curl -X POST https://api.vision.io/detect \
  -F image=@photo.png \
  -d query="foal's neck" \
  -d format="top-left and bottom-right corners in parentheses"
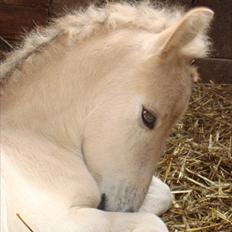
top-left (1, 28), bottom-right (148, 149)
top-left (1, 41), bottom-right (89, 148)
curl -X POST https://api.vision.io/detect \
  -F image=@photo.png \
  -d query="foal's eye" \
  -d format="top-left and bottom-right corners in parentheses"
top-left (141, 106), bottom-right (156, 129)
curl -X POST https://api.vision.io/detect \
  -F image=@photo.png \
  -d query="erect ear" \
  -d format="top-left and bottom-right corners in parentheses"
top-left (158, 7), bottom-right (214, 60)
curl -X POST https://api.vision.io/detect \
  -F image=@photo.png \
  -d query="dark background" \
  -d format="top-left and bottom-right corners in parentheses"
top-left (0, 0), bottom-right (231, 83)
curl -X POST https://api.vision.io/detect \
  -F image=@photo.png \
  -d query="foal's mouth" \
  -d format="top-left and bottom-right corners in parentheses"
top-left (97, 193), bottom-right (135, 212)
top-left (97, 193), bottom-right (107, 210)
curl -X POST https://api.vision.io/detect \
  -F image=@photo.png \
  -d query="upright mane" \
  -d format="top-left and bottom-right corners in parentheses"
top-left (0, 1), bottom-right (212, 93)
top-left (0, 2), bottom-right (186, 86)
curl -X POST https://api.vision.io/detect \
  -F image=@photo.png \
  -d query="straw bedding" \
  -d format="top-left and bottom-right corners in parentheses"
top-left (158, 83), bottom-right (232, 232)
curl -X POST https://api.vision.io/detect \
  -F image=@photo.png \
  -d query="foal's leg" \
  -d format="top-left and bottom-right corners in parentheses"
top-left (68, 208), bottom-right (169, 232)
top-left (139, 176), bottom-right (174, 216)
top-left (2, 131), bottom-right (169, 232)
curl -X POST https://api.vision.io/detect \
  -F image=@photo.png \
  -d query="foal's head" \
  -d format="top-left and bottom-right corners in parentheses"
top-left (0, 1), bottom-right (213, 212)
top-left (78, 5), bottom-right (214, 212)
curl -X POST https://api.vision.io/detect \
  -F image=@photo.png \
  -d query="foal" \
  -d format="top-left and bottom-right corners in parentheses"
top-left (0, 2), bottom-right (213, 232)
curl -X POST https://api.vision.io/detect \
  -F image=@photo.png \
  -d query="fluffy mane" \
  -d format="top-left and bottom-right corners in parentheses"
top-left (0, 1), bottom-right (210, 87)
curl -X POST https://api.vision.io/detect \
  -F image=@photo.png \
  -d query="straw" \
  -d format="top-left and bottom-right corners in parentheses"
top-left (158, 83), bottom-right (232, 232)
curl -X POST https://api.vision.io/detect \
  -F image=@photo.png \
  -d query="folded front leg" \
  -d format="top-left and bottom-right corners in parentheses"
top-left (70, 208), bottom-right (169, 232)
top-left (2, 132), bottom-right (169, 232)
top-left (139, 176), bottom-right (174, 216)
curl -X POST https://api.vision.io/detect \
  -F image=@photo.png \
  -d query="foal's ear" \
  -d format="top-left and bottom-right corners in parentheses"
top-left (158, 7), bottom-right (214, 60)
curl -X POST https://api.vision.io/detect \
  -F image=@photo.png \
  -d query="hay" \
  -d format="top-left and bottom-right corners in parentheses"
top-left (158, 83), bottom-right (232, 232)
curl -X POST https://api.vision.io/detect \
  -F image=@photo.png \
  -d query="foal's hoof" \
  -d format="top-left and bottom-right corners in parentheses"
top-left (139, 176), bottom-right (174, 216)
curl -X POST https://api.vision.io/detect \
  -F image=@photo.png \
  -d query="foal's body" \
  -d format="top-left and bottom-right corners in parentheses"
top-left (2, 131), bottom-right (171, 232)
top-left (0, 2), bottom-right (213, 231)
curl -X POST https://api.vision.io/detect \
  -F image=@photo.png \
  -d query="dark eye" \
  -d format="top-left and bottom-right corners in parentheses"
top-left (141, 106), bottom-right (156, 129)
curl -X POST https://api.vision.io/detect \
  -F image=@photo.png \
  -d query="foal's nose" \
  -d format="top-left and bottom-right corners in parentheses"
top-left (97, 193), bottom-right (136, 212)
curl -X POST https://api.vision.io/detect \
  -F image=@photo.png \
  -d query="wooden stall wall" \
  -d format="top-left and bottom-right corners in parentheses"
top-left (0, 0), bottom-right (231, 83)
top-left (0, 0), bottom-right (49, 55)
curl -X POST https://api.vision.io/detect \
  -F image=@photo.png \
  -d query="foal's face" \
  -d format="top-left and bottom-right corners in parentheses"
top-left (81, 8), bottom-right (213, 212)
top-left (83, 56), bottom-right (192, 212)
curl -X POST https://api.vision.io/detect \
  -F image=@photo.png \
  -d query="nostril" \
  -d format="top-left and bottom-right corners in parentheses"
top-left (97, 193), bottom-right (107, 210)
